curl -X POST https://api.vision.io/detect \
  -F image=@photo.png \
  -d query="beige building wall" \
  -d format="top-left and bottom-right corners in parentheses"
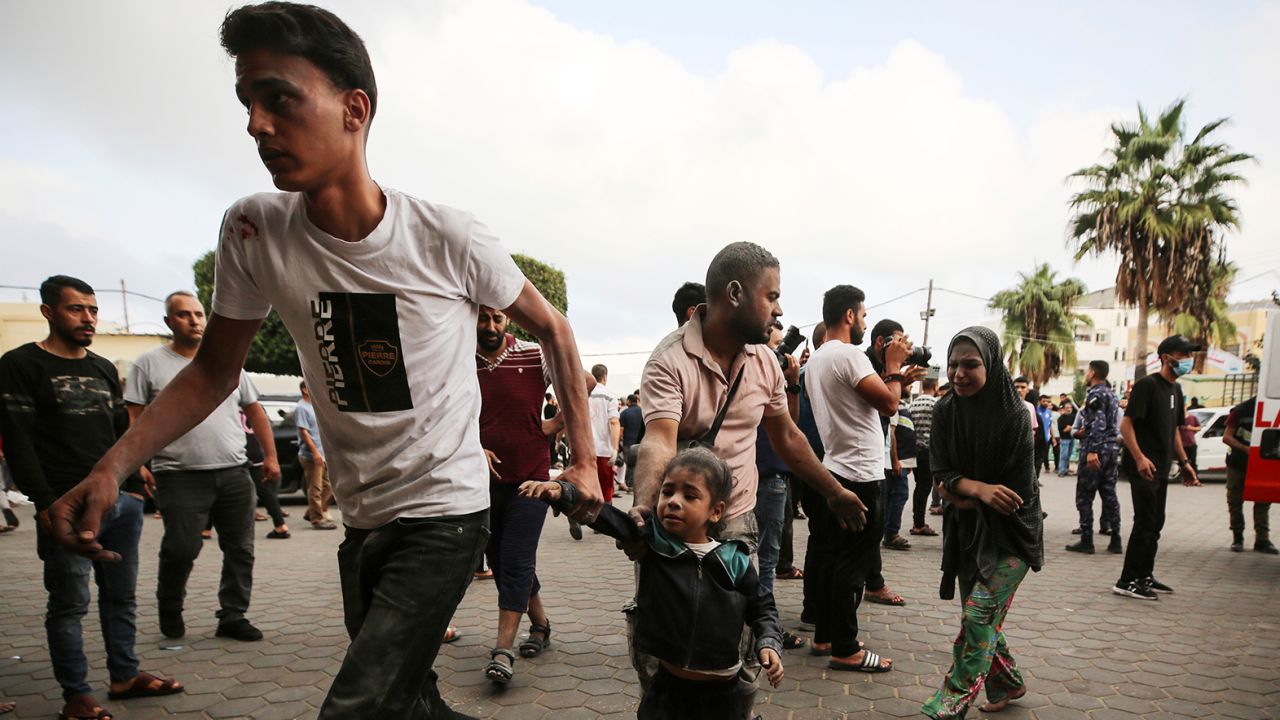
top-left (0, 303), bottom-right (168, 380)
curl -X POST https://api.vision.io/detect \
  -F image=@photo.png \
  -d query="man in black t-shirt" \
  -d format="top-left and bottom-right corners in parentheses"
top-left (1223, 396), bottom-right (1276, 554)
top-left (0, 276), bottom-right (184, 719)
top-left (1112, 335), bottom-right (1202, 601)
top-left (618, 394), bottom-right (645, 490)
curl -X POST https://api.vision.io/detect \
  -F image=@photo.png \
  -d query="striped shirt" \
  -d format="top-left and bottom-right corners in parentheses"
top-left (477, 335), bottom-right (552, 484)
top-left (908, 394), bottom-right (937, 450)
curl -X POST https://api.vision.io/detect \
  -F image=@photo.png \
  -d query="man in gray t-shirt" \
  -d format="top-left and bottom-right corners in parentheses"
top-left (126, 292), bottom-right (279, 642)
top-left (295, 382), bottom-right (335, 529)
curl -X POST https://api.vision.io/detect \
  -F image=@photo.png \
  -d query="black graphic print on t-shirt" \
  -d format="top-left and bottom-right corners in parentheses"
top-left (310, 292), bottom-right (413, 413)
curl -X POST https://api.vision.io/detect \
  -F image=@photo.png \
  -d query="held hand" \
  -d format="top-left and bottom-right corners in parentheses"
top-left (826, 489), bottom-right (867, 532)
top-left (759, 648), bottom-right (784, 687)
top-left (884, 336), bottom-right (912, 370)
top-left (1086, 453), bottom-right (1101, 472)
top-left (46, 472), bottom-right (122, 561)
top-left (517, 480), bottom-right (562, 502)
top-left (782, 355), bottom-right (801, 385)
top-left (483, 449), bottom-right (503, 481)
top-left (1182, 464), bottom-right (1201, 487)
top-left (140, 466), bottom-right (157, 499)
top-left (976, 482), bottom-right (1023, 516)
top-left (1136, 455), bottom-right (1157, 483)
top-left (619, 504), bottom-right (653, 561)
top-left (558, 460), bottom-right (604, 524)
top-left (262, 457), bottom-right (282, 484)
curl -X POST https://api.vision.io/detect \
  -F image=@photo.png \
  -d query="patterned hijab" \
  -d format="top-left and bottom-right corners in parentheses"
top-left (931, 326), bottom-right (1043, 590)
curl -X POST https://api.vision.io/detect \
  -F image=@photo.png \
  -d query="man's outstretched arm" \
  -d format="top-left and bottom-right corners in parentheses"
top-left (51, 313), bottom-right (261, 560)
top-left (504, 280), bottom-right (603, 522)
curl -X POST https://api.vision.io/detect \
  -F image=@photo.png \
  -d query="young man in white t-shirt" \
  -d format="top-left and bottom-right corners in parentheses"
top-left (588, 364), bottom-right (622, 501)
top-left (46, 5), bottom-right (602, 718)
top-left (804, 285), bottom-right (924, 674)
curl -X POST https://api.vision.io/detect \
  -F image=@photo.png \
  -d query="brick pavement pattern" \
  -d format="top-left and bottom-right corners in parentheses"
top-left (1, 474), bottom-right (1278, 719)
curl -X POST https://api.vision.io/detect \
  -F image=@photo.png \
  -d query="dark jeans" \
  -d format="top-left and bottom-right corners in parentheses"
top-left (884, 468), bottom-right (909, 539)
top-left (319, 510), bottom-right (489, 719)
top-left (754, 472), bottom-right (789, 595)
top-left (250, 463), bottom-right (286, 527)
top-left (912, 452), bottom-right (933, 528)
top-left (154, 466), bottom-right (256, 623)
top-left (810, 477), bottom-right (883, 657)
top-left (1035, 438), bottom-right (1050, 474)
top-left (486, 483), bottom-right (548, 612)
top-left (1076, 451), bottom-right (1120, 536)
top-left (1119, 473), bottom-right (1167, 584)
top-left (778, 477), bottom-right (797, 573)
top-left (38, 493), bottom-right (144, 699)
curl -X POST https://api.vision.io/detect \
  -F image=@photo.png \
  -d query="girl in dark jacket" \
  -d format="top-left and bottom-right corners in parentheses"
top-left (923, 327), bottom-right (1044, 719)
top-left (522, 447), bottom-right (783, 720)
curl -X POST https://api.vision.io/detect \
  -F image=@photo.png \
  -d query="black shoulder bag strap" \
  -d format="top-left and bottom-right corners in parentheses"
top-left (680, 366), bottom-right (745, 451)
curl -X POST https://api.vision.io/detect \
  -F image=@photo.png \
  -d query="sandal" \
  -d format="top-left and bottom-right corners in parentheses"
top-left (485, 648), bottom-right (515, 685)
top-left (828, 648), bottom-right (893, 673)
top-left (776, 567), bottom-right (804, 580)
top-left (519, 621), bottom-right (551, 658)
top-left (1, 702), bottom-right (14, 716)
top-left (782, 631), bottom-right (807, 650)
top-left (978, 686), bottom-right (1027, 712)
top-left (909, 525), bottom-right (938, 536)
top-left (865, 589), bottom-right (906, 606)
top-left (443, 626), bottom-right (462, 644)
top-left (58, 696), bottom-right (113, 717)
top-left (0, 526), bottom-right (14, 534)
top-left (106, 671), bottom-right (184, 700)
top-left (882, 534), bottom-right (911, 550)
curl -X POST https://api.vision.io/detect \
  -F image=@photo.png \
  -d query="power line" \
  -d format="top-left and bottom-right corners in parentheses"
top-left (0, 284), bottom-right (168, 304)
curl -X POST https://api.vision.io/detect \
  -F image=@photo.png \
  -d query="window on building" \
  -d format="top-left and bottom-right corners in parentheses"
top-left (1074, 331), bottom-right (1092, 342)
top-left (1114, 349), bottom-right (1119, 361)
top-left (1095, 330), bottom-right (1109, 344)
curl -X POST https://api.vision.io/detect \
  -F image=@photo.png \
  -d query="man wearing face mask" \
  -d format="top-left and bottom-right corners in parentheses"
top-left (1112, 336), bottom-right (1202, 601)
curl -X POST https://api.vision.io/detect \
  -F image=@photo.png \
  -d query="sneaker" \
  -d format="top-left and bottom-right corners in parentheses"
top-left (1071, 528), bottom-right (1082, 535)
top-left (1099, 528), bottom-right (1113, 536)
top-left (1112, 580), bottom-right (1158, 601)
top-left (266, 529), bottom-right (291, 539)
top-left (215, 618), bottom-right (264, 642)
top-left (1144, 577), bottom-right (1173, 594)
top-left (159, 609), bottom-right (185, 639)
top-left (1254, 541), bottom-right (1279, 555)
top-left (1107, 537), bottom-right (1123, 554)
top-left (311, 520), bottom-right (337, 530)
top-left (568, 520), bottom-right (583, 541)
top-left (1231, 541), bottom-right (1244, 552)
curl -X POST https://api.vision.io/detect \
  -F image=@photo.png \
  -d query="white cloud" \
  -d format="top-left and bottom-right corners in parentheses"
top-left (2, 0), bottom-right (1276, 395)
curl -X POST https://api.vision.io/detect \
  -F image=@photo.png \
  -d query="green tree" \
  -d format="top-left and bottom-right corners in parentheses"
top-left (193, 251), bottom-right (301, 375)
top-left (1068, 99), bottom-right (1253, 378)
top-left (989, 263), bottom-right (1091, 386)
top-left (1170, 260), bottom-right (1237, 372)
top-left (508, 253), bottom-right (568, 342)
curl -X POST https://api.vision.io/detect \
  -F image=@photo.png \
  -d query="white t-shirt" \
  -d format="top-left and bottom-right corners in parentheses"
top-left (125, 345), bottom-right (259, 473)
top-left (685, 538), bottom-right (721, 559)
top-left (804, 339), bottom-right (883, 483)
top-left (589, 384), bottom-right (619, 458)
top-left (212, 188), bottom-right (526, 528)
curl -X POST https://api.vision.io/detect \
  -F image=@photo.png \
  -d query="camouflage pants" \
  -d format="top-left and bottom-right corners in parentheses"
top-left (1075, 450), bottom-right (1120, 536)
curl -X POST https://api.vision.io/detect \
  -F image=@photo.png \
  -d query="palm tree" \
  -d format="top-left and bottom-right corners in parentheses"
top-left (1068, 99), bottom-right (1253, 378)
top-left (1170, 260), bottom-right (1238, 372)
top-left (989, 263), bottom-right (1091, 386)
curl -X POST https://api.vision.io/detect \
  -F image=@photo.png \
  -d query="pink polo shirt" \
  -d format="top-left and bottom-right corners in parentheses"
top-left (640, 309), bottom-right (788, 521)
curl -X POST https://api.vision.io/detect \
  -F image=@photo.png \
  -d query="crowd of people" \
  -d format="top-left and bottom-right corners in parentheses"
top-left (0, 4), bottom-right (1272, 720)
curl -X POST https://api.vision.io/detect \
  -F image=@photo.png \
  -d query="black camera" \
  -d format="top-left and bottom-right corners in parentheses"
top-left (906, 345), bottom-right (932, 367)
top-left (775, 325), bottom-right (805, 370)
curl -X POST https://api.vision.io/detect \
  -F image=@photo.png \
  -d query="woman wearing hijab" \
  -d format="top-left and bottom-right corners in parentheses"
top-left (922, 327), bottom-right (1044, 719)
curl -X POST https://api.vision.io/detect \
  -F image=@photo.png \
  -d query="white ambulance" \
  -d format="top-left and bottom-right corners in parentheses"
top-left (1244, 309), bottom-right (1280, 503)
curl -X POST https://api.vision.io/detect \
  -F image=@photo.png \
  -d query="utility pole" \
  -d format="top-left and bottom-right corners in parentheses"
top-left (120, 279), bottom-right (131, 333)
top-left (920, 278), bottom-right (935, 347)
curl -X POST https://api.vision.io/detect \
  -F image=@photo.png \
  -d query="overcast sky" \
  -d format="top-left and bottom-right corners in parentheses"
top-left (3, 0), bottom-right (1279, 392)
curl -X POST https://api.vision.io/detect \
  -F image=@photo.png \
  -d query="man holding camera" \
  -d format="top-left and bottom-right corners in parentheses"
top-left (805, 287), bottom-right (926, 672)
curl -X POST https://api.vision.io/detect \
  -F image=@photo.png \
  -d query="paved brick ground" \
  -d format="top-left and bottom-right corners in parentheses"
top-left (2, 473), bottom-right (1278, 719)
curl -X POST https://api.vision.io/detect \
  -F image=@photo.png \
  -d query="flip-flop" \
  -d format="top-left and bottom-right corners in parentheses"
top-left (106, 672), bottom-right (184, 700)
top-left (828, 649), bottom-right (892, 673)
top-left (443, 626), bottom-right (462, 643)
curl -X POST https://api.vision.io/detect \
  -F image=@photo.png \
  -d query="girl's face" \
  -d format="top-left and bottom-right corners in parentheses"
top-left (947, 340), bottom-right (987, 398)
top-left (658, 467), bottom-right (725, 542)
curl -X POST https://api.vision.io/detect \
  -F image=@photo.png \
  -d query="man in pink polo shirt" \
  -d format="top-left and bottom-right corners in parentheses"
top-left (629, 241), bottom-right (867, 715)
